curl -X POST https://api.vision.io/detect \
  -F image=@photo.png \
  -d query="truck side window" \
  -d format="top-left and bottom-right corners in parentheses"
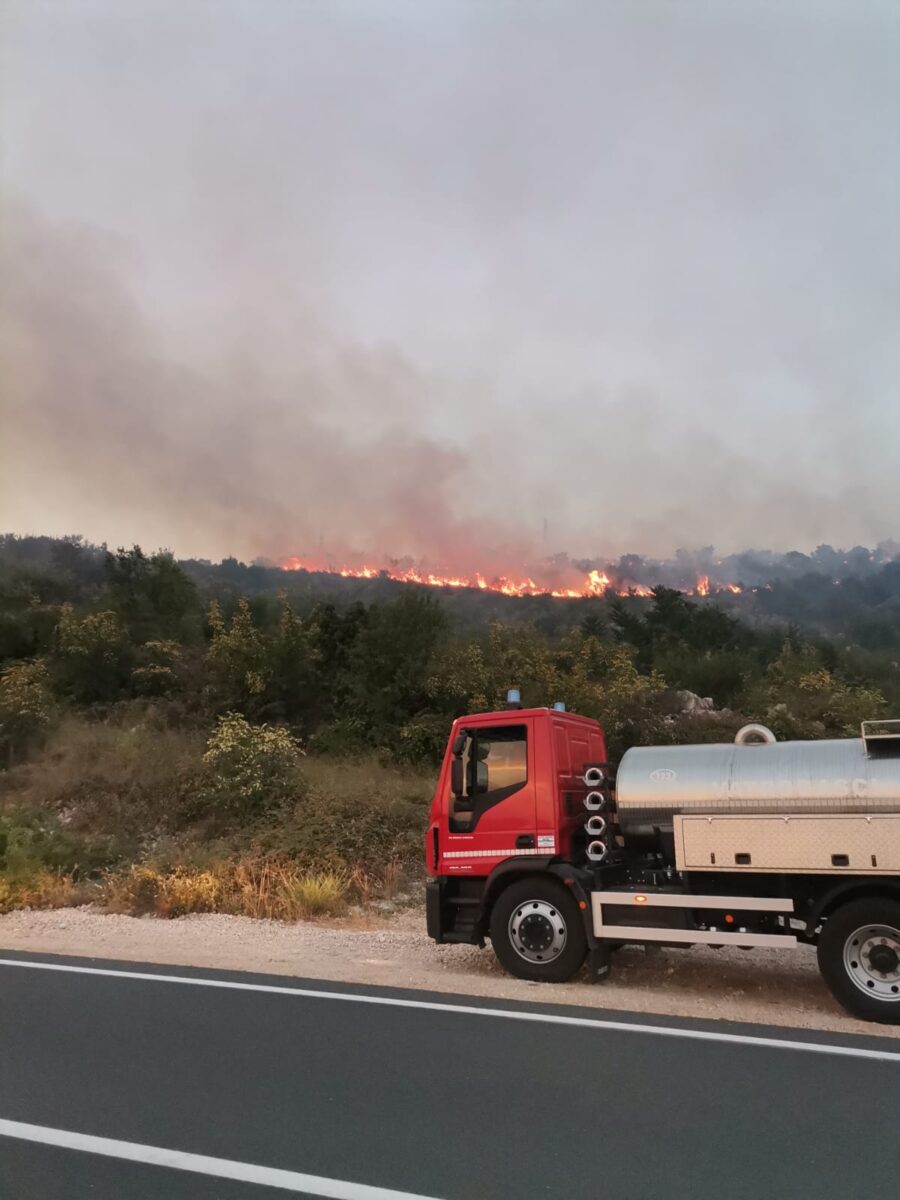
top-left (450, 725), bottom-right (527, 832)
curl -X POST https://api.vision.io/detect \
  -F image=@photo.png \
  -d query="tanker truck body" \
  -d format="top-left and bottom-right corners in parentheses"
top-left (425, 703), bottom-right (900, 1023)
top-left (617, 728), bottom-right (900, 875)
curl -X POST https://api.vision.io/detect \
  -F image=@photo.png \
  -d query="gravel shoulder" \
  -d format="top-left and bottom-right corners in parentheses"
top-left (2, 904), bottom-right (898, 1040)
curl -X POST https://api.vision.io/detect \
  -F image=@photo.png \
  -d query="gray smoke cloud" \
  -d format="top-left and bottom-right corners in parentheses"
top-left (2, 1), bottom-right (898, 569)
top-left (1, 198), bottom-right (509, 569)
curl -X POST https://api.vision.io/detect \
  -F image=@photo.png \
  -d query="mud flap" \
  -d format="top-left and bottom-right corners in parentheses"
top-left (588, 942), bottom-right (612, 983)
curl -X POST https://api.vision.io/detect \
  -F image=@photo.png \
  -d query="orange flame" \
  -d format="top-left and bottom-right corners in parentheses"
top-left (278, 557), bottom-right (743, 599)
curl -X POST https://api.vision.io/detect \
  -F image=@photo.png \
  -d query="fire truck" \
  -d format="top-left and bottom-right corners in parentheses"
top-left (425, 693), bottom-right (900, 1023)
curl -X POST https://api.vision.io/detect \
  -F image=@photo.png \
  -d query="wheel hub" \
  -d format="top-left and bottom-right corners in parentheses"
top-left (869, 944), bottom-right (900, 975)
top-left (843, 924), bottom-right (900, 1002)
top-left (509, 900), bottom-right (567, 964)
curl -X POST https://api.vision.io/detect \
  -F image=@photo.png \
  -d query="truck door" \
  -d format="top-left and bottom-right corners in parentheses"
top-left (444, 720), bottom-right (537, 867)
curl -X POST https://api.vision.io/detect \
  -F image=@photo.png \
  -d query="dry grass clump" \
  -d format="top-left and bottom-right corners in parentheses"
top-left (0, 854), bottom-right (409, 921)
top-left (99, 857), bottom-right (351, 920)
top-left (1, 714), bottom-right (206, 850)
top-left (101, 865), bottom-right (223, 917)
top-left (0, 869), bottom-right (90, 913)
top-left (227, 858), bottom-right (349, 919)
top-left (275, 867), bottom-right (349, 918)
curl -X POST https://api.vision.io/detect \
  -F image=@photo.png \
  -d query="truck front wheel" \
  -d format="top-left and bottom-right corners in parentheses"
top-left (489, 877), bottom-right (587, 983)
top-left (817, 897), bottom-right (900, 1024)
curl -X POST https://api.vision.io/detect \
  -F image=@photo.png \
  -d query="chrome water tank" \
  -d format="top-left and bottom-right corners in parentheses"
top-left (616, 725), bottom-right (900, 838)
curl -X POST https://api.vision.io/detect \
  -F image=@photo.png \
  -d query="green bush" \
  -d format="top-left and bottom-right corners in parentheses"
top-left (261, 790), bottom-right (425, 874)
top-left (51, 605), bottom-right (131, 703)
top-left (395, 713), bottom-right (452, 765)
top-left (256, 755), bottom-right (431, 873)
top-left (130, 640), bottom-right (186, 698)
top-left (0, 713), bottom-right (207, 853)
top-left (0, 805), bottom-right (98, 879)
top-left (305, 717), bottom-right (371, 757)
top-left (198, 712), bottom-right (303, 821)
top-left (0, 659), bottom-right (56, 763)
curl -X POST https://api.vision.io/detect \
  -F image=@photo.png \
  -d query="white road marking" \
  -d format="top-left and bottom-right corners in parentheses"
top-left (1, 957), bottom-right (898, 1063)
top-left (0, 1118), bottom-right (440, 1198)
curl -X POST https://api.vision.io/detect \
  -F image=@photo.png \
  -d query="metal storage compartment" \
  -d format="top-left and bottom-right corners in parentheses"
top-left (675, 812), bottom-right (900, 874)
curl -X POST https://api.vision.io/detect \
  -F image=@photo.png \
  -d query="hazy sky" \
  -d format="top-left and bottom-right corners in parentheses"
top-left (2, 0), bottom-right (898, 569)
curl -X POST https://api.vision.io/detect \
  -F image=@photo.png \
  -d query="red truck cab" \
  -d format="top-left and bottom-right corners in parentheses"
top-left (425, 703), bottom-right (607, 952)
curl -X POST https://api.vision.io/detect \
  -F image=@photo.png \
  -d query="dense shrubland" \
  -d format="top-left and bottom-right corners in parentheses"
top-left (1, 534), bottom-right (897, 917)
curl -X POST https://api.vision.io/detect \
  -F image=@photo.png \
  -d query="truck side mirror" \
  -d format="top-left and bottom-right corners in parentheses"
top-left (451, 732), bottom-right (467, 757)
top-left (450, 758), bottom-right (464, 796)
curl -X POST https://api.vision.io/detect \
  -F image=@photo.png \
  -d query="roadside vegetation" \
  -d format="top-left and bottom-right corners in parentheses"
top-left (1, 534), bottom-right (897, 918)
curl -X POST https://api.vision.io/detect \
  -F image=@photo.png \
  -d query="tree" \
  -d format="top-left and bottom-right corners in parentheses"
top-left (308, 602), bottom-right (369, 680)
top-left (105, 546), bottom-right (199, 642)
top-left (609, 587), bottom-right (759, 706)
top-left (552, 630), bottom-right (669, 757)
top-left (51, 605), bottom-right (130, 703)
top-left (205, 599), bottom-right (269, 713)
top-left (579, 610), bottom-right (607, 640)
top-left (266, 594), bottom-right (320, 724)
top-left (422, 623), bottom-right (669, 760)
top-left (348, 592), bottom-right (448, 738)
top-left (745, 642), bottom-right (886, 738)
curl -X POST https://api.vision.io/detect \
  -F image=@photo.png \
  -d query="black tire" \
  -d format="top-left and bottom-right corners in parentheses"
top-left (489, 877), bottom-right (587, 983)
top-left (817, 897), bottom-right (900, 1024)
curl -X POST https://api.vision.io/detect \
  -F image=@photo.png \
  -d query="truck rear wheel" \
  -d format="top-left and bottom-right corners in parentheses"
top-left (817, 897), bottom-right (900, 1024)
top-left (489, 878), bottom-right (587, 983)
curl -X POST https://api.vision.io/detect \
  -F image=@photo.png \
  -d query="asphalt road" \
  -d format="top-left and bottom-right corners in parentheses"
top-left (0, 952), bottom-right (898, 1200)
